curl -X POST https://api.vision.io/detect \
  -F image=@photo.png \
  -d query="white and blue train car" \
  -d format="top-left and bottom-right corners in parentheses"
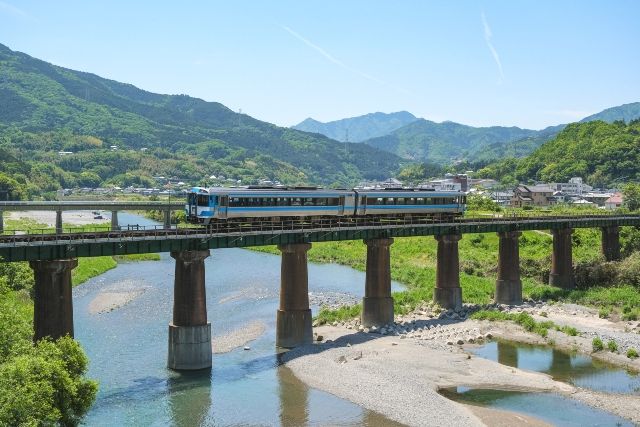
top-left (187, 187), bottom-right (356, 223)
top-left (354, 190), bottom-right (465, 217)
top-left (187, 186), bottom-right (465, 224)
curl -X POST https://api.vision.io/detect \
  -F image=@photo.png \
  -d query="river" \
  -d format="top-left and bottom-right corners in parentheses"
top-left (74, 213), bottom-right (403, 426)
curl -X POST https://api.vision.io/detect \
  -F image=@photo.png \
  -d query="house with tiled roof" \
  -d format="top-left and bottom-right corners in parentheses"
top-left (510, 185), bottom-right (555, 207)
top-left (604, 193), bottom-right (623, 210)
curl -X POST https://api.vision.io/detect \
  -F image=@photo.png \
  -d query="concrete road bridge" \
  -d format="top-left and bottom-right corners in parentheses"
top-left (1, 206), bottom-right (638, 370)
top-left (0, 200), bottom-right (185, 233)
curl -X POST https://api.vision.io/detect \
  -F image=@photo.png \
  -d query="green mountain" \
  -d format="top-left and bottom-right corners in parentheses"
top-left (580, 102), bottom-right (640, 124)
top-left (292, 111), bottom-right (418, 142)
top-left (363, 119), bottom-right (546, 163)
top-left (0, 43), bottom-right (401, 196)
top-left (477, 119), bottom-right (640, 187)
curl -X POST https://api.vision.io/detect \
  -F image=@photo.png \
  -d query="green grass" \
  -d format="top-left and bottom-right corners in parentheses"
top-left (592, 337), bottom-right (604, 352)
top-left (607, 340), bottom-right (618, 352)
top-left (470, 310), bottom-right (559, 338)
top-left (627, 348), bottom-right (639, 359)
top-left (558, 325), bottom-right (579, 336)
top-left (71, 254), bottom-right (162, 286)
top-left (315, 304), bottom-right (362, 325)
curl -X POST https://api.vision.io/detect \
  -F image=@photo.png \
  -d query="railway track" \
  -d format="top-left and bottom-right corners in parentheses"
top-left (1, 214), bottom-right (636, 246)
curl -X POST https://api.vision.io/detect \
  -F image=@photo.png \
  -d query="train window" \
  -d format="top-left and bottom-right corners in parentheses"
top-left (385, 198), bottom-right (395, 205)
top-left (197, 195), bottom-right (209, 206)
top-left (406, 198), bottom-right (415, 205)
top-left (416, 197), bottom-right (424, 204)
top-left (230, 197), bottom-right (240, 207)
top-left (327, 198), bottom-right (339, 206)
top-left (316, 198), bottom-right (327, 206)
top-left (366, 197), bottom-right (377, 205)
top-left (396, 198), bottom-right (405, 205)
top-left (292, 198), bottom-right (302, 206)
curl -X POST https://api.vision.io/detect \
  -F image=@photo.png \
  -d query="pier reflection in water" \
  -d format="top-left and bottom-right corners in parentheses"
top-left (439, 387), bottom-right (634, 427)
top-left (475, 340), bottom-right (640, 395)
top-left (74, 214), bottom-right (406, 426)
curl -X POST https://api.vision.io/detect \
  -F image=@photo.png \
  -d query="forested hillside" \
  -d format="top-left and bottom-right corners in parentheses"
top-left (293, 111), bottom-right (418, 142)
top-left (0, 43), bottom-right (401, 197)
top-left (476, 120), bottom-right (640, 187)
top-left (363, 119), bottom-right (543, 163)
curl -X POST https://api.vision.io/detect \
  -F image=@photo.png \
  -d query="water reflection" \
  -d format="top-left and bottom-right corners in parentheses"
top-left (440, 387), bottom-right (634, 427)
top-left (277, 365), bottom-right (309, 426)
top-left (168, 371), bottom-right (212, 427)
top-left (474, 340), bottom-right (640, 395)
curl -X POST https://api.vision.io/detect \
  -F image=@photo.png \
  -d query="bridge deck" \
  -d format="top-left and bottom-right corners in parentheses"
top-left (1, 214), bottom-right (638, 262)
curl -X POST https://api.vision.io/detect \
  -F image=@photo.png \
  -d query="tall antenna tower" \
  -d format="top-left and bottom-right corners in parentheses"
top-left (344, 128), bottom-right (349, 156)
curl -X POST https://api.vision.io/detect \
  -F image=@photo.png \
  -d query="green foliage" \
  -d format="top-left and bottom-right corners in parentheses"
top-left (0, 337), bottom-right (98, 426)
top-left (470, 310), bottom-right (555, 338)
top-left (396, 162), bottom-right (445, 183)
top-left (592, 337), bottom-right (604, 352)
top-left (72, 256), bottom-right (117, 286)
top-left (315, 304), bottom-right (362, 325)
top-left (466, 194), bottom-right (501, 213)
top-left (0, 43), bottom-right (401, 192)
top-left (607, 340), bottom-right (618, 352)
top-left (559, 326), bottom-right (578, 336)
top-left (598, 307), bottom-right (610, 319)
top-left (627, 348), bottom-right (639, 359)
top-left (623, 183), bottom-right (640, 211)
top-left (477, 120), bottom-right (640, 186)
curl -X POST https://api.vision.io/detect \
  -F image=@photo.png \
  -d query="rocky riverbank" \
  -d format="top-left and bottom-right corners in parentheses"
top-left (284, 300), bottom-right (640, 426)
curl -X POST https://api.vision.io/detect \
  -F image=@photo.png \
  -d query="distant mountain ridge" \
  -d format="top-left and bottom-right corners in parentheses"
top-left (0, 42), bottom-right (401, 187)
top-left (347, 103), bottom-right (640, 164)
top-left (292, 111), bottom-right (418, 142)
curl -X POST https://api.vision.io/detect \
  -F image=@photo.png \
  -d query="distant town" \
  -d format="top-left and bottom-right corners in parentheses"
top-left (57, 174), bottom-right (624, 210)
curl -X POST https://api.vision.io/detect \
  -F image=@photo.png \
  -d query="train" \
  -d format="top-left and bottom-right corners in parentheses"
top-left (186, 186), bottom-right (466, 224)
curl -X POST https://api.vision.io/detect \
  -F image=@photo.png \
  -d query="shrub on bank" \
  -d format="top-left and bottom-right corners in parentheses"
top-left (592, 337), bottom-right (604, 352)
top-left (607, 340), bottom-right (618, 352)
top-left (627, 348), bottom-right (639, 359)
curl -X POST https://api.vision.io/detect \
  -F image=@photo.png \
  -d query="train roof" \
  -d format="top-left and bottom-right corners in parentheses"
top-left (190, 186), bottom-right (464, 196)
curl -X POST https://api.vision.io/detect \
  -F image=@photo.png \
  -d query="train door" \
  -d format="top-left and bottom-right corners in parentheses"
top-left (218, 196), bottom-right (228, 219)
top-left (361, 195), bottom-right (367, 215)
top-left (338, 195), bottom-right (345, 215)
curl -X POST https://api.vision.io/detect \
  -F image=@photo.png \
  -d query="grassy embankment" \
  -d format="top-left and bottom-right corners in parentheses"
top-left (252, 207), bottom-right (640, 324)
top-left (2, 217), bottom-right (160, 286)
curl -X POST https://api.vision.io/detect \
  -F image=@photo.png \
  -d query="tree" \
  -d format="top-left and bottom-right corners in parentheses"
top-left (0, 172), bottom-right (24, 200)
top-left (623, 183), bottom-right (640, 211)
top-left (0, 337), bottom-right (98, 426)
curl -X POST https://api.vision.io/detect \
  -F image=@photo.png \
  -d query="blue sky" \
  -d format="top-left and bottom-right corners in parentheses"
top-left (1, 1), bottom-right (638, 129)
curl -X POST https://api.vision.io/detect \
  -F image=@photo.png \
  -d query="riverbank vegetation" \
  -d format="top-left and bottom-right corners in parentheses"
top-left (254, 217), bottom-right (640, 324)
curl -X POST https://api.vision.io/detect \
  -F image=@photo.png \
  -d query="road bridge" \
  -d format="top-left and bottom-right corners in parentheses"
top-left (0, 200), bottom-right (185, 233)
top-left (1, 212), bottom-right (636, 370)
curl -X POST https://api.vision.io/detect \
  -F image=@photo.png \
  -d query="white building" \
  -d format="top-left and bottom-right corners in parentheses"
top-left (550, 177), bottom-right (593, 196)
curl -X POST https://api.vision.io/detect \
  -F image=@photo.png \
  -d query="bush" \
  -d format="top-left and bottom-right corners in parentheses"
top-left (607, 340), bottom-right (618, 352)
top-left (592, 337), bottom-right (604, 352)
top-left (560, 326), bottom-right (579, 336)
top-left (627, 348), bottom-right (639, 359)
top-left (598, 307), bottom-right (610, 319)
top-left (618, 252), bottom-right (640, 287)
top-left (574, 261), bottom-right (619, 289)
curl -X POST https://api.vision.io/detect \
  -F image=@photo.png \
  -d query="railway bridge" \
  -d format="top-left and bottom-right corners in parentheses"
top-left (1, 207), bottom-right (638, 370)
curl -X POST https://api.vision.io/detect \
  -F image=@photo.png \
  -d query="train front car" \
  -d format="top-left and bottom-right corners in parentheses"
top-left (186, 187), bottom-right (218, 224)
top-left (354, 188), bottom-right (466, 220)
top-left (186, 186), bottom-right (356, 224)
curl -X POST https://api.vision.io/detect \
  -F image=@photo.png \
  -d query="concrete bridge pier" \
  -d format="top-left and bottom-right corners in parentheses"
top-left (276, 243), bottom-right (313, 348)
top-left (433, 234), bottom-right (463, 310)
top-left (549, 228), bottom-right (574, 289)
top-left (168, 250), bottom-right (212, 370)
top-left (111, 211), bottom-right (119, 231)
top-left (30, 258), bottom-right (78, 341)
top-left (361, 238), bottom-right (394, 327)
top-left (55, 210), bottom-right (63, 234)
top-left (495, 231), bottom-right (522, 305)
top-left (164, 209), bottom-right (171, 229)
top-left (601, 226), bottom-right (621, 261)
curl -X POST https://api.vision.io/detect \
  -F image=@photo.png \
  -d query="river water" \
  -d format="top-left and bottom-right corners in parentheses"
top-left (74, 213), bottom-right (403, 426)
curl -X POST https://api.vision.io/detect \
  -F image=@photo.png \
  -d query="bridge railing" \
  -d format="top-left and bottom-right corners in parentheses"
top-left (2, 212), bottom-right (640, 247)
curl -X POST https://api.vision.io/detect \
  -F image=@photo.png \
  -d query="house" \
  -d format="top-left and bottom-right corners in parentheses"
top-left (549, 177), bottom-right (593, 196)
top-left (605, 193), bottom-right (623, 210)
top-left (510, 185), bottom-right (555, 207)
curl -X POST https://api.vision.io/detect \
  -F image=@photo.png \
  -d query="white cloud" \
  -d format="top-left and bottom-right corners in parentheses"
top-left (481, 12), bottom-right (504, 83)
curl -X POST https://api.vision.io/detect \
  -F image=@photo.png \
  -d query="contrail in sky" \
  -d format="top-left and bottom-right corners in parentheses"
top-left (481, 12), bottom-right (504, 83)
top-left (281, 25), bottom-right (385, 85)
top-left (0, 1), bottom-right (30, 18)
